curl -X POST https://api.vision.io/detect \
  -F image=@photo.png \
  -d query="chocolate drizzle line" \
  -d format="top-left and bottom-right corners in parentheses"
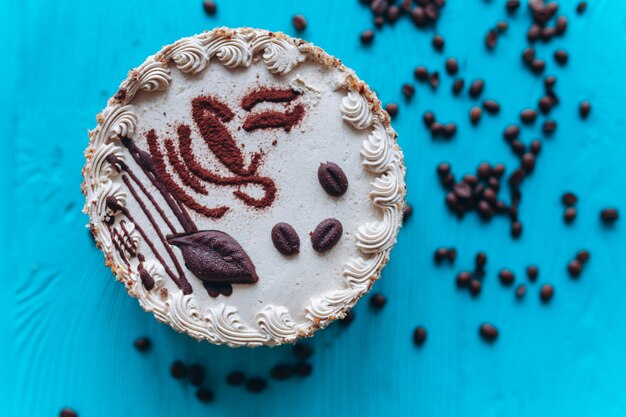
top-left (108, 224), bottom-right (130, 267)
top-left (241, 88), bottom-right (301, 111)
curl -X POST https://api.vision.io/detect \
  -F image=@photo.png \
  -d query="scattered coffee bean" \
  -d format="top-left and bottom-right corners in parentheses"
top-left (413, 326), bottom-right (427, 346)
top-left (447, 248), bottom-right (458, 263)
top-left (437, 161), bottom-right (450, 177)
top-left (564, 207), bottom-right (577, 223)
top-left (538, 96), bottom-right (552, 113)
top-left (522, 153), bottom-right (536, 171)
top-left (203, 0), bottom-right (217, 15)
top-left (482, 100), bottom-right (500, 114)
top-left (544, 75), bottom-right (557, 90)
top-left (522, 47), bottom-right (535, 64)
top-left (196, 387), bottom-right (215, 403)
top-left (133, 337), bottom-right (151, 352)
top-left (511, 140), bottom-right (525, 156)
top-left (411, 6), bottom-right (427, 27)
top-left (526, 266), bottom-right (539, 282)
top-left (469, 79), bottom-right (485, 98)
top-left (360, 29), bottom-right (375, 45)
top-left (475, 252), bottom-right (487, 270)
top-left (432, 34), bottom-right (445, 51)
top-left (452, 78), bottom-right (464, 95)
top-left (543, 119), bottom-right (557, 134)
top-left (503, 125), bottom-right (520, 141)
top-left (478, 200), bottom-right (494, 219)
top-left (370, 293), bottom-right (387, 309)
top-left (374, 15), bottom-right (385, 28)
top-left (516, 284), bottom-right (527, 299)
top-left (402, 83), bottom-right (415, 99)
top-left (311, 218), bottom-right (343, 252)
top-left (445, 57), bottom-right (459, 75)
top-left (429, 71), bottom-right (440, 89)
top-left (485, 29), bottom-right (498, 49)
top-left (576, 2), bottom-right (587, 14)
top-left (470, 107), bottom-right (482, 125)
top-left (469, 279), bottom-right (482, 296)
top-left (385, 102), bottom-right (399, 118)
top-left (577, 249), bottom-right (590, 263)
top-left (271, 364), bottom-right (294, 380)
top-left (541, 26), bottom-right (556, 41)
top-left (188, 364), bottom-right (205, 387)
top-left (508, 168), bottom-right (525, 186)
top-left (403, 203), bottom-right (413, 221)
top-left (456, 271), bottom-right (472, 287)
top-left (170, 360), bottom-right (187, 379)
top-left (497, 21), bottom-right (509, 32)
top-left (341, 309), bottom-right (355, 326)
top-left (226, 370), bottom-right (245, 386)
top-left (292, 15), bottom-right (307, 31)
top-left (555, 16), bottom-right (568, 35)
top-left (506, 0), bottom-right (521, 12)
top-left (387, 5), bottom-right (401, 23)
top-left (246, 377), bottom-right (268, 393)
top-left (531, 59), bottom-right (546, 73)
top-left (567, 259), bottom-right (582, 277)
top-left (530, 140), bottom-right (542, 155)
top-left (318, 162), bottom-right (349, 197)
top-left (60, 409), bottom-right (78, 417)
top-left (434, 247), bottom-right (448, 264)
top-left (479, 323), bottom-right (499, 341)
top-left (414, 66), bottom-right (429, 81)
top-left (370, 0), bottom-right (388, 15)
top-left (293, 343), bottom-right (314, 360)
top-left (442, 123), bottom-right (457, 138)
top-left (561, 192), bottom-right (577, 206)
top-left (540, 284), bottom-right (554, 303)
top-left (272, 222), bottom-right (300, 256)
top-left (511, 221), bottom-right (523, 238)
top-left (520, 109), bottom-right (537, 124)
top-left (294, 362), bottom-right (313, 377)
top-left (477, 163), bottom-right (492, 179)
top-left (499, 269), bottom-right (515, 286)
top-left (600, 208), bottom-right (619, 224)
top-left (453, 182), bottom-right (472, 200)
top-left (579, 101), bottom-right (591, 118)
top-left (527, 24), bottom-right (541, 42)
top-left (554, 50), bottom-right (568, 65)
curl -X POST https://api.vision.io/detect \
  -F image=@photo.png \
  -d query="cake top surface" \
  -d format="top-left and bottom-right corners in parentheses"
top-left (82, 27), bottom-right (405, 347)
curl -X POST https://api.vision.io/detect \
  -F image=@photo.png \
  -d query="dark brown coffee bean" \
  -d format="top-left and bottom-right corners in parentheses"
top-left (442, 123), bottom-right (457, 138)
top-left (508, 168), bottom-right (525, 186)
top-left (506, 0), bottom-right (520, 12)
top-left (292, 15), bottom-right (307, 31)
top-left (520, 109), bottom-right (537, 124)
top-left (485, 30), bottom-right (498, 49)
top-left (294, 362), bottom-right (313, 377)
top-left (509, 205), bottom-right (519, 221)
top-left (479, 323), bottom-right (499, 341)
top-left (530, 140), bottom-right (542, 155)
top-left (483, 188), bottom-right (497, 204)
top-left (311, 218), bottom-right (342, 252)
top-left (478, 200), bottom-right (494, 219)
top-left (133, 336), bottom-right (151, 352)
top-left (469, 79), bottom-right (485, 98)
top-left (492, 163), bottom-right (506, 178)
top-left (293, 343), bottom-right (314, 360)
top-left (436, 161), bottom-right (450, 177)
top-left (477, 162), bottom-right (491, 179)
top-left (60, 409), bottom-right (78, 417)
top-left (401, 0), bottom-right (412, 12)
top-left (576, 250), bottom-right (590, 263)
top-left (432, 34), bottom-right (445, 51)
top-left (203, 0), bottom-right (217, 15)
top-left (413, 326), bottom-right (427, 346)
top-left (522, 153), bottom-right (536, 171)
top-left (503, 125), bottom-right (520, 142)
top-left (527, 24), bottom-right (541, 42)
top-left (246, 377), bottom-right (268, 393)
top-left (452, 78), bottom-right (464, 95)
top-left (475, 252), bottom-right (487, 269)
top-left (387, 5), bottom-right (401, 23)
top-left (402, 83), bottom-right (415, 99)
top-left (577, 2), bottom-right (587, 14)
top-left (600, 208), bottom-right (619, 223)
top-left (456, 271), bottom-right (472, 287)
top-left (511, 140), bottom-right (525, 156)
top-left (527, 265), bottom-right (539, 281)
top-left (470, 107), bottom-right (482, 125)
top-left (515, 284), bottom-right (527, 299)
top-left (522, 47), bottom-right (535, 65)
top-left (385, 102), bottom-right (399, 118)
top-left (370, 293), bottom-right (387, 309)
top-left (511, 221), bottom-right (523, 238)
top-left (196, 387), bottom-right (214, 403)
top-left (434, 247), bottom-right (449, 264)
top-left (271, 364), bottom-right (294, 380)
top-left (446, 57), bottom-right (459, 75)
top-left (272, 222), bottom-right (300, 256)
top-left (371, 0), bottom-right (388, 15)
top-left (499, 269), bottom-right (515, 286)
top-left (188, 364), bottom-right (205, 386)
top-left (564, 207), bottom-right (577, 223)
top-left (469, 279), bottom-right (482, 296)
top-left (497, 21), bottom-right (509, 32)
top-left (540, 284), bottom-right (554, 303)
top-left (429, 72), bottom-right (440, 89)
top-left (360, 29), bottom-right (375, 45)
top-left (562, 192), bottom-right (577, 206)
top-left (424, 112), bottom-right (436, 128)
top-left (538, 96), bottom-right (552, 113)
top-left (531, 59), bottom-right (546, 73)
top-left (544, 75), bottom-right (557, 90)
top-left (403, 203), bottom-right (413, 221)
top-left (318, 162), bottom-right (349, 197)
top-left (567, 259), bottom-right (582, 277)
top-left (411, 6), bottom-right (427, 26)
top-left (482, 100), bottom-right (500, 114)
top-left (453, 182), bottom-right (472, 200)
top-left (425, 3), bottom-right (440, 21)
top-left (341, 309), bottom-right (355, 326)
top-left (543, 120), bottom-right (557, 134)
top-left (489, 178), bottom-right (501, 193)
top-left (226, 370), bottom-right (245, 386)
top-left (579, 101), bottom-right (591, 119)
top-left (442, 173), bottom-right (455, 188)
top-left (447, 248), bottom-right (458, 263)
top-left (430, 122), bottom-right (443, 137)
top-left (541, 26), bottom-right (556, 41)
top-left (171, 360), bottom-right (187, 379)
top-left (415, 66), bottom-right (429, 81)
top-left (554, 50), bottom-right (568, 65)
top-left (374, 15), bottom-right (385, 28)
top-left (555, 16), bottom-right (568, 35)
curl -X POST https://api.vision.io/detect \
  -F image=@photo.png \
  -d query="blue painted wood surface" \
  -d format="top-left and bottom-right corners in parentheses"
top-left (3, 1), bottom-right (626, 416)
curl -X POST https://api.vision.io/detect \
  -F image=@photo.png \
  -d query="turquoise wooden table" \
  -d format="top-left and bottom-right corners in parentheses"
top-left (3, 1), bottom-right (626, 416)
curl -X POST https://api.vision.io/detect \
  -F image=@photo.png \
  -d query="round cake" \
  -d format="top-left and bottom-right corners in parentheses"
top-left (82, 27), bottom-right (406, 347)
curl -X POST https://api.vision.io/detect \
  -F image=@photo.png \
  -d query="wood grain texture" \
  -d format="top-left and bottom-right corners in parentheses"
top-left (2, 0), bottom-right (626, 416)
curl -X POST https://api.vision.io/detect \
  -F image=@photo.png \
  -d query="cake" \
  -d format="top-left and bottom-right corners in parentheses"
top-left (82, 27), bottom-right (406, 347)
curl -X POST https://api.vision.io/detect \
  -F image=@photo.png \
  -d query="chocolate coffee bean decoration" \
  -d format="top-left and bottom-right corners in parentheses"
top-left (271, 222), bottom-right (300, 256)
top-left (310, 218), bottom-right (343, 253)
top-left (318, 162), bottom-right (348, 197)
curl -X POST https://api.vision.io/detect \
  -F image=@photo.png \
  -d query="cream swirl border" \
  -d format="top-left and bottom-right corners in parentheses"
top-left (82, 27), bottom-right (406, 347)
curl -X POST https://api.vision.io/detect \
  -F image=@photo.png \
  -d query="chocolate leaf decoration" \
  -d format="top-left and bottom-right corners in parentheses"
top-left (168, 231), bottom-right (258, 284)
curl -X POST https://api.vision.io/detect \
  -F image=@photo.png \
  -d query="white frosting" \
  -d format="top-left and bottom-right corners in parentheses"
top-left (82, 27), bottom-right (405, 347)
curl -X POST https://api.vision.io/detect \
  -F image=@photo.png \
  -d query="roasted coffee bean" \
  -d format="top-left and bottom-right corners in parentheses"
top-left (503, 125), bottom-right (520, 141)
top-left (457, 271), bottom-right (472, 287)
top-left (170, 361), bottom-right (187, 379)
top-left (562, 192), bottom-right (577, 206)
top-left (497, 21), bottom-right (509, 32)
top-left (538, 96), bottom-right (552, 114)
top-left (470, 107), bottom-right (482, 125)
top-left (555, 16), bottom-right (568, 35)
top-left (432, 34), bottom-right (445, 51)
top-left (341, 309), bottom-right (355, 326)
top-left (293, 343), bottom-right (314, 360)
top-left (511, 221), bottom-right (523, 238)
top-left (311, 218), bottom-right (343, 252)
top-left (447, 248), bottom-right (458, 263)
top-left (413, 326), bottom-right (427, 346)
top-left (401, 0), bottom-right (412, 12)
top-left (554, 50), bottom-right (568, 65)
top-left (541, 26), bottom-right (556, 41)
top-left (387, 5), bottom-right (401, 23)
top-left (196, 388), bottom-right (214, 403)
top-left (516, 284), bottom-right (527, 299)
top-left (568, 259), bottom-right (582, 277)
top-left (188, 364), bottom-right (205, 387)
top-left (442, 123), bottom-right (457, 138)
top-left (60, 409), bottom-right (78, 417)
top-left (133, 337), bottom-right (151, 352)
top-left (452, 78), bottom-right (464, 95)
top-left (434, 247), bottom-right (449, 264)
top-left (371, 0), bottom-right (388, 15)
top-left (522, 153), bottom-right (536, 171)
top-left (506, 0), bottom-right (521, 12)
top-left (403, 203), bottom-right (413, 221)
top-left (543, 120), bottom-right (557, 134)
top-left (544, 75), bottom-right (557, 90)
top-left (226, 370), bottom-right (245, 386)
top-left (318, 162), bottom-right (349, 197)
top-left (479, 323), bottom-right (499, 341)
top-left (203, 0), bottom-right (217, 15)
top-left (577, 2), bottom-right (587, 14)
top-left (370, 293), bottom-right (387, 309)
top-left (530, 140), bottom-right (542, 155)
top-left (475, 252), bottom-right (487, 269)
top-left (402, 83), bottom-right (415, 99)
top-left (414, 66), bottom-right (429, 81)
top-left (527, 24), bottom-right (541, 42)
top-left (292, 14), bottom-right (307, 31)
top-left (522, 47), bottom-right (535, 64)
top-left (492, 163), bottom-right (506, 178)
top-left (411, 6), bottom-right (427, 27)
top-left (600, 208), bottom-right (619, 223)
top-left (374, 15), bottom-right (385, 28)
top-left (453, 182), bottom-right (472, 200)
top-left (424, 3), bottom-right (440, 21)
top-left (531, 59), bottom-right (546, 73)
top-left (509, 168), bottom-right (525, 186)
top-left (489, 178), bottom-right (501, 193)
top-left (442, 173), bottom-right (455, 188)
top-left (540, 284), bottom-right (554, 303)
top-left (245, 377), bottom-right (268, 393)
top-left (485, 29), bottom-right (498, 49)
top-left (579, 101), bottom-right (591, 119)
top-left (469, 79), bottom-right (485, 98)
top-left (564, 207), bottom-right (577, 223)
top-left (294, 362), bottom-right (313, 377)
top-left (271, 222), bottom-right (300, 256)
top-left (478, 200), bottom-right (494, 219)
top-left (424, 111), bottom-right (436, 127)
top-left (499, 269), bottom-right (515, 286)
top-left (437, 161), bottom-right (451, 177)
top-left (271, 364), bottom-right (294, 380)
top-left (469, 279), bottom-right (482, 296)
top-left (483, 188), bottom-right (497, 204)
top-left (446, 57), bottom-right (459, 75)
top-left (520, 109), bottom-right (537, 124)
top-left (483, 100), bottom-right (500, 114)
top-left (477, 162), bottom-right (492, 179)
top-left (430, 122), bottom-right (444, 137)
top-left (429, 72), bottom-right (440, 89)
top-left (360, 29), bottom-right (375, 45)
top-left (527, 265), bottom-right (539, 281)
top-left (385, 102), bottom-right (399, 118)
top-left (511, 140), bottom-right (526, 156)
top-left (577, 250), bottom-right (591, 263)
